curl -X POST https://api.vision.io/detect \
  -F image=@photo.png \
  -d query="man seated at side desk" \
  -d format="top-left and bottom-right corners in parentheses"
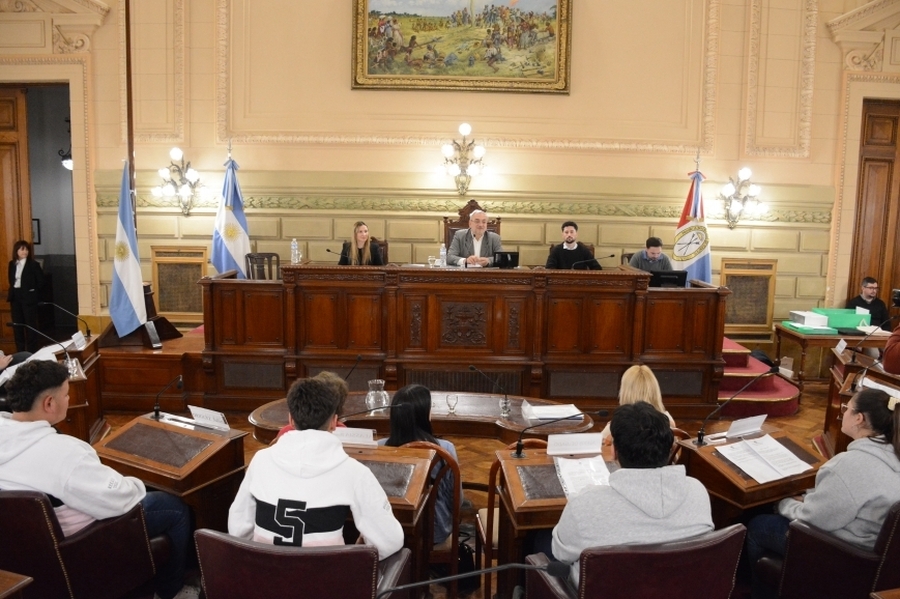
top-left (448, 209), bottom-right (503, 267)
top-left (550, 402), bottom-right (713, 586)
top-left (629, 236), bottom-right (673, 272)
top-left (846, 276), bottom-right (890, 330)
top-left (228, 376), bottom-right (404, 559)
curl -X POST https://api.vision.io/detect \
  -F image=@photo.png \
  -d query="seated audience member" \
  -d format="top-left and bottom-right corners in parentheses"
top-left (746, 388), bottom-right (900, 598)
top-left (545, 221), bottom-right (600, 270)
top-left (551, 402), bottom-right (713, 586)
top-left (274, 371), bottom-right (348, 442)
top-left (846, 277), bottom-right (890, 329)
top-left (601, 364), bottom-right (675, 439)
top-left (378, 384), bottom-right (461, 546)
top-left (448, 209), bottom-right (503, 267)
top-left (338, 221), bottom-right (384, 266)
top-left (629, 236), bottom-right (673, 272)
top-left (229, 376), bottom-right (403, 559)
top-left (0, 361), bottom-right (196, 599)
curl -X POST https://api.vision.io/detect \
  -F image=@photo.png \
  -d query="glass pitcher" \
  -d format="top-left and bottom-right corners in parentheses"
top-left (365, 379), bottom-right (390, 411)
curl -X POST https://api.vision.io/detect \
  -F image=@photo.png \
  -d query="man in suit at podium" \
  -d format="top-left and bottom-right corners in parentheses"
top-left (0, 361), bottom-right (197, 599)
top-left (448, 209), bottom-right (503, 267)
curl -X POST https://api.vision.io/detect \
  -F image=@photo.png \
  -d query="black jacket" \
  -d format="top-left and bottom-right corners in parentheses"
top-left (7, 259), bottom-right (45, 305)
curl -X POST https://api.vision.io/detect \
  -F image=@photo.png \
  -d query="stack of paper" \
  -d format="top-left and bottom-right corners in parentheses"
top-left (521, 400), bottom-right (582, 421)
top-left (716, 434), bottom-right (812, 484)
top-left (554, 455), bottom-right (610, 498)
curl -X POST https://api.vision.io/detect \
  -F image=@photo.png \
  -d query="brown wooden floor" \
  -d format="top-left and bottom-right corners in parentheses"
top-left (104, 381), bottom-right (831, 598)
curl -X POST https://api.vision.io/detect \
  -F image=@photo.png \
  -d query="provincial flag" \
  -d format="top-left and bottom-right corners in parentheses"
top-left (672, 169), bottom-right (712, 284)
top-left (212, 157), bottom-right (251, 278)
top-left (109, 161), bottom-right (148, 337)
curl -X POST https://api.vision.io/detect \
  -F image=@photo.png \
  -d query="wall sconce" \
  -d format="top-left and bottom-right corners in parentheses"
top-left (441, 123), bottom-right (486, 195)
top-left (715, 167), bottom-right (767, 229)
top-left (59, 118), bottom-right (73, 170)
top-left (150, 147), bottom-right (209, 216)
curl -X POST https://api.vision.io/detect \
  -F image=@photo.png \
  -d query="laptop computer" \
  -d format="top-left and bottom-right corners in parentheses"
top-left (493, 251), bottom-right (520, 269)
top-left (649, 270), bottom-right (688, 288)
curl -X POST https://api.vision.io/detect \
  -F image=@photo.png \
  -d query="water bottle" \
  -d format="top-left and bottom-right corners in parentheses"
top-left (290, 238), bottom-right (299, 264)
top-left (439, 245), bottom-right (447, 268)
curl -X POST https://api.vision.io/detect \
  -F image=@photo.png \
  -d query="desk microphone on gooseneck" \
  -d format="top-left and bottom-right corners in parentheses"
top-left (7, 322), bottom-right (74, 374)
top-left (152, 375), bottom-right (183, 421)
top-left (570, 254), bottom-right (616, 270)
top-left (326, 248), bottom-right (350, 261)
top-left (695, 365), bottom-right (778, 446)
top-left (344, 354), bottom-right (363, 383)
top-left (37, 302), bottom-right (91, 338)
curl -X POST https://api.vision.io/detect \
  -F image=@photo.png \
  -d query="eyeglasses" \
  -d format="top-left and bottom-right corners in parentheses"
top-left (863, 286), bottom-right (879, 291)
top-left (840, 403), bottom-right (856, 415)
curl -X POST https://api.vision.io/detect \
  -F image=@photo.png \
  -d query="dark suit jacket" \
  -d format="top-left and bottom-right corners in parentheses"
top-left (447, 229), bottom-right (503, 266)
top-left (338, 241), bottom-right (384, 266)
top-left (7, 259), bottom-right (44, 305)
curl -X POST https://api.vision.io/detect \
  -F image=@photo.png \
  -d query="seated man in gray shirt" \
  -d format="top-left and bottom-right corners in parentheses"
top-left (629, 236), bottom-right (673, 272)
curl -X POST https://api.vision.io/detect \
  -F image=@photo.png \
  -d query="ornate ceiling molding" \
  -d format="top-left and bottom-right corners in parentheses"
top-left (745, 0), bottom-right (817, 158)
top-left (214, 0), bottom-right (720, 156)
top-left (0, 0), bottom-right (108, 53)
top-left (828, 0), bottom-right (900, 72)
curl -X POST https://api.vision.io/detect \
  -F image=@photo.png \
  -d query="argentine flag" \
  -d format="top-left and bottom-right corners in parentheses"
top-left (212, 158), bottom-right (250, 278)
top-left (672, 169), bottom-right (712, 284)
top-left (109, 162), bottom-right (148, 337)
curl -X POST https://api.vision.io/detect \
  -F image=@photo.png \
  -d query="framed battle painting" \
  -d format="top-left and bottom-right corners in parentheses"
top-left (352, 0), bottom-right (572, 93)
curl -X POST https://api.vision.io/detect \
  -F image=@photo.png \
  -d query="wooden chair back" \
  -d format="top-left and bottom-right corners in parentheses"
top-left (245, 252), bottom-right (280, 280)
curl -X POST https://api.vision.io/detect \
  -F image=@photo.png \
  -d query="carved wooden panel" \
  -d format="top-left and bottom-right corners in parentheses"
top-left (217, 289), bottom-right (239, 344)
top-left (440, 301), bottom-right (489, 347)
top-left (545, 298), bottom-right (582, 352)
top-left (643, 297), bottom-right (687, 354)
top-left (865, 116), bottom-right (897, 146)
top-left (243, 290), bottom-right (284, 345)
top-left (347, 293), bottom-right (382, 349)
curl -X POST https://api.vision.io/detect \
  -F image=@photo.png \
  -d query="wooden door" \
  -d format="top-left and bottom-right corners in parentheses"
top-left (0, 87), bottom-right (32, 351)
top-left (850, 100), bottom-right (900, 305)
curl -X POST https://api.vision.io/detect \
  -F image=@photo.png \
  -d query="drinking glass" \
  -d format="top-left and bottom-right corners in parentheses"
top-left (428, 256), bottom-right (437, 268)
top-left (446, 394), bottom-right (459, 415)
top-left (499, 396), bottom-right (511, 418)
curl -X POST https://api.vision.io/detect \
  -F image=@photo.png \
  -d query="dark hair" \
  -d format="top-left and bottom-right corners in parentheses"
top-left (852, 388), bottom-right (900, 460)
top-left (861, 277), bottom-right (878, 288)
top-left (6, 361), bottom-right (69, 413)
top-left (12, 240), bottom-right (34, 262)
top-left (561, 221), bottom-right (578, 231)
top-left (646, 237), bottom-right (663, 249)
top-left (384, 384), bottom-right (438, 447)
top-left (609, 402), bottom-right (674, 468)
top-left (313, 371), bottom-right (349, 416)
top-left (286, 378), bottom-right (339, 431)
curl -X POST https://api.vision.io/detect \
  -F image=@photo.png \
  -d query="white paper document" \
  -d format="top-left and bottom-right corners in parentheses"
top-left (187, 405), bottom-right (230, 431)
top-left (716, 434), bottom-right (812, 484)
top-left (521, 400), bottom-right (582, 421)
top-left (554, 455), bottom-right (610, 498)
top-left (333, 427), bottom-right (377, 447)
top-left (856, 325), bottom-right (891, 337)
top-left (547, 433), bottom-right (603, 456)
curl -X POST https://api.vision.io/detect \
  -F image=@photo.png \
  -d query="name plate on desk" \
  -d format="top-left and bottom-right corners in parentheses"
top-left (547, 433), bottom-right (603, 456)
top-left (334, 427), bottom-right (377, 447)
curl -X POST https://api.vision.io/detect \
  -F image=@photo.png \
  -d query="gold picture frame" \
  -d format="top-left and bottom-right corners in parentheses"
top-left (352, 0), bottom-right (572, 94)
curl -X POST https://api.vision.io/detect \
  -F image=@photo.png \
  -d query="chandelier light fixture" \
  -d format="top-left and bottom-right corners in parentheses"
top-left (441, 123), bottom-right (486, 195)
top-left (715, 167), bottom-right (766, 229)
top-left (150, 147), bottom-right (209, 216)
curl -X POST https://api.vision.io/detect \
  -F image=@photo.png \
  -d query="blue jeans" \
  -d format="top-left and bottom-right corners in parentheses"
top-left (746, 514), bottom-right (791, 599)
top-left (141, 491), bottom-right (191, 599)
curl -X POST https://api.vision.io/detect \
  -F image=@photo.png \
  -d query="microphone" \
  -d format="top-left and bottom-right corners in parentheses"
top-left (570, 254), bottom-right (615, 270)
top-left (153, 375), bottom-right (183, 421)
top-left (852, 356), bottom-right (884, 393)
top-left (339, 404), bottom-right (393, 422)
top-left (326, 248), bottom-right (350, 261)
top-left (849, 315), bottom-right (900, 363)
top-left (7, 322), bottom-right (75, 376)
top-left (468, 364), bottom-right (508, 408)
top-left (696, 365), bottom-right (779, 446)
top-left (345, 354), bottom-right (362, 382)
top-left (374, 560), bottom-right (570, 599)
top-left (513, 409), bottom-right (608, 459)
top-left (37, 302), bottom-right (91, 338)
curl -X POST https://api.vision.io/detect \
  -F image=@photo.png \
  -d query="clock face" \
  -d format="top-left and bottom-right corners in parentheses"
top-left (673, 225), bottom-right (709, 260)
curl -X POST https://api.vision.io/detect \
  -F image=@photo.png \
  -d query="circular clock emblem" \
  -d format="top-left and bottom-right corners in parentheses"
top-left (673, 225), bottom-right (709, 261)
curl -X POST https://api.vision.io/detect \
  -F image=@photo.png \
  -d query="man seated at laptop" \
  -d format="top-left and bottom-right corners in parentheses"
top-left (546, 221), bottom-right (600, 270)
top-left (448, 209), bottom-right (503, 267)
top-left (629, 236), bottom-right (673, 272)
top-left (551, 402), bottom-right (713, 586)
top-left (228, 376), bottom-right (403, 559)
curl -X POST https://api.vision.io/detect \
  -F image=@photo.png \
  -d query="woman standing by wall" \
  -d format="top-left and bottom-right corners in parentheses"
top-left (7, 240), bottom-right (44, 352)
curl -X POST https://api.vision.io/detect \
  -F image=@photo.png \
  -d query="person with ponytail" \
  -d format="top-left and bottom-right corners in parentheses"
top-left (338, 221), bottom-right (384, 266)
top-left (747, 388), bottom-right (900, 596)
top-left (378, 384), bottom-right (460, 546)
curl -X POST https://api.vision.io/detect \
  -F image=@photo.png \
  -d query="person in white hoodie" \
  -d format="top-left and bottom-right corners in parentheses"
top-left (551, 402), bottom-right (714, 587)
top-left (0, 360), bottom-right (196, 599)
top-left (228, 376), bottom-right (404, 559)
top-left (747, 387), bottom-right (900, 598)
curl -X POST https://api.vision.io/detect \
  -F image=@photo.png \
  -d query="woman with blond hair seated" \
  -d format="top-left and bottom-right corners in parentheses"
top-left (338, 221), bottom-right (384, 266)
top-left (602, 364), bottom-right (675, 438)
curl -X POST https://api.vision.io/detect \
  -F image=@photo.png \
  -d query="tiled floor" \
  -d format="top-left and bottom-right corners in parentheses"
top-left (104, 381), bottom-right (831, 599)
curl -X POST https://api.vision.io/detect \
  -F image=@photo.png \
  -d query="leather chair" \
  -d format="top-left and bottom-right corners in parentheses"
top-left (245, 252), bottom-right (280, 280)
top-left (194, 528), bottom-right (411, 599)
top-left (401, 441), bottom-right (462, 597)
top-left (442, 199), bottom-right (501, 249)
top-left (525, 523), bottom-right (746, 599)
top-left (755, 500), bottom-right (900, 599)
top-left (0, 490), bottom-right (169, 599)
top-left (371, 237), bottom-right (389, 264)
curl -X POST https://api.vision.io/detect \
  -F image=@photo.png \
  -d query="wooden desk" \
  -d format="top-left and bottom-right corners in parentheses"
top-left (774, 323), bottom-right (886, 396)
top-left (52, 336), bottom-right (109, 444)
top-left (344, 445), bottom-right (434, 588)
top-left (872, 588), bottom-right (900, 599)
top-left (494, 447), bottom-right (616, 599)
top-left (0, 570), bottom-right (31, 599)
top-left (94, 414), bottom-right (247, 531)
top-left (676, 428), bottom-right (825, 526)
top-left (249, 392), bottom-right (595, 445)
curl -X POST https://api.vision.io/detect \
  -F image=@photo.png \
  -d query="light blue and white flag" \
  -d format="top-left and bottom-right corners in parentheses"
top-left (109, 161), bottom-right (147, 337)
top-left (211, 158), bottom-right (250, 278)
top-left (672, 169), bottom-right (712, 284)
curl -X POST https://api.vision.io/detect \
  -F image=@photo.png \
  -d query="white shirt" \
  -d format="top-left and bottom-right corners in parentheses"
top-left (13, 258), bottom-right (25, 289)
top-left (458, 233), bottom-right (485, 266)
